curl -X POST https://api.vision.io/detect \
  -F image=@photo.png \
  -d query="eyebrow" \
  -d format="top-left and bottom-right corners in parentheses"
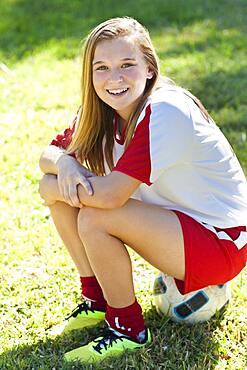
top-left (92, 57), bottom-right (136, 66)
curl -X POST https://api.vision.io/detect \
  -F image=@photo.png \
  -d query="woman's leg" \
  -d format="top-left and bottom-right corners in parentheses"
top-left (39, 173), bottom-right (108, 314)
top-left (49, 201), bottom-right (107, 315)
top-left (77, 198), bottom-right (185, 309)
top-left (48, 201), bottom-right (94, 277)
top-left (65, 199), bottom-right (183, 360)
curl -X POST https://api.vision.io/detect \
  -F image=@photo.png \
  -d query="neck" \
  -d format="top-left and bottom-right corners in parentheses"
top-left (116, 111), bottom-right (129, 123)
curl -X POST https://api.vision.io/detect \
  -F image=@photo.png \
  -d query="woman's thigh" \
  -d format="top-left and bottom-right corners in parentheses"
top-left (79, 198), bottom-right (185, 280)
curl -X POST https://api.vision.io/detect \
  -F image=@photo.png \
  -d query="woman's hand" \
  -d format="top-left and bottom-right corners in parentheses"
top-left (56, 155), bottom-right (95, 208)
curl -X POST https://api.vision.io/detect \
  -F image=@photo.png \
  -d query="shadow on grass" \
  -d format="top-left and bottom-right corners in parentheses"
top-left (0, 0), bottom-right (246, 63)
top-left (176, 68), bottom-right (247, 118)
top-left (0, 307), bottom-right (227, 370)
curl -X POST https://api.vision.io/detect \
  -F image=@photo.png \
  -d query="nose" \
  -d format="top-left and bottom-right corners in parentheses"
top-left (108, 69), bottom-right (124, 84)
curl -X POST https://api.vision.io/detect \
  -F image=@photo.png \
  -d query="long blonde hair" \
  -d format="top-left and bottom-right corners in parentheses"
top-left (67, 17), bottom-right (161, 175)
top-left (68, 17), bottom-right (211, 175)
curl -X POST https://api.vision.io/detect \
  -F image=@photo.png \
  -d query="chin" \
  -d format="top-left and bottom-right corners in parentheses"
top-left (106, 100), bottom-right (129, 110)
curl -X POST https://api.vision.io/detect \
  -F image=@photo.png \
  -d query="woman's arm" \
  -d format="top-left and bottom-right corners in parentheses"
top-left (39, 172), bottom-right (141, 209)
top-left (39, 145), bottom-right (95, 207)
top-left (39, 145), bottom-right (68, 175)
top-left (39, 174), bottom-right (64, 206)
top-left (77, 171), bottom-right (140, 208)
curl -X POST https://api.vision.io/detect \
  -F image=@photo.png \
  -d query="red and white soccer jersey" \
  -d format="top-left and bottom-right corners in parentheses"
top-left (108, 86), bottom-right (247, 229)
top-left (108, 85), bottom-right (247, 292)
top-left (49, 88), bottom-right (247, 292)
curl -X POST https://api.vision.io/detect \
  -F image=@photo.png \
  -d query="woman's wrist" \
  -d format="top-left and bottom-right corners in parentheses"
top-left (56, 153), bottom-right (75, 171)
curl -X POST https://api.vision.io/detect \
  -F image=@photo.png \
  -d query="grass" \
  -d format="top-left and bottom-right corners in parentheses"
top-left (0, 0), bottom-right (246, 369)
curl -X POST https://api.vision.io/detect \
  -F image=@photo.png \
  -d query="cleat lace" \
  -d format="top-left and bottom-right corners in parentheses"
top-left (65, 301), bottom-right (95, 320)
top-left (92, 328), bottom-right (124, 354)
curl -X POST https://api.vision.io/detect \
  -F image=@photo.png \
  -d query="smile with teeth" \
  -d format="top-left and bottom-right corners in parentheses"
top-left (107, 88), bottom-right (129, 96)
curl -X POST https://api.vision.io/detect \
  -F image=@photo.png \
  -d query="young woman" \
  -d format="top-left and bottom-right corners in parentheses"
top-left (39, 17), bottom-right (247, 363)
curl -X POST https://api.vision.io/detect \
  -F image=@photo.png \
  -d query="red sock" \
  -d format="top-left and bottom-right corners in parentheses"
top-left (105, 300), bottom-right (146, 341)
top-left (80, 276), bottom-right (107, 311)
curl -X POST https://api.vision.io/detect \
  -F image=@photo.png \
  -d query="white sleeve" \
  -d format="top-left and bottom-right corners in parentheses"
top-left (149, 101), bottom-right (193, 183)
top-left (113, 101), bottom-right (193, 185)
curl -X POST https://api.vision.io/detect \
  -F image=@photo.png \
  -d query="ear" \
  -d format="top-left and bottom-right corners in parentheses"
top-left (147, 66), bottom-right (154, 80)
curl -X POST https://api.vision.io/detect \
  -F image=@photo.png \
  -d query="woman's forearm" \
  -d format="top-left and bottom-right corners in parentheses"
top-left (39, 172), bottom-right (126, 209)
top-left (39, 174), bottom-right (108, 208)
top-left (39, 145), bottom-right (94, 178)
top-left (39, 174), bottom-right (64, 205)
top-left (39, 145), bottom-right (67, 174)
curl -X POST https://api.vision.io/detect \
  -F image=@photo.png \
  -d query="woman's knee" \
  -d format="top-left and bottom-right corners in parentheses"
top-left (77, 207), bottom-right (103, 240)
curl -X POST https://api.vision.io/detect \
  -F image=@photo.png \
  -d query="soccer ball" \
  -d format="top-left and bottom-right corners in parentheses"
top-left (153, 273), bottom-right (231, 324)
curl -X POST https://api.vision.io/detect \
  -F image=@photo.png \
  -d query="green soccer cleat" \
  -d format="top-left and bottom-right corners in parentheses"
top-left (49, 301), bottom-right (105, 335)
top-left (64, 327), bottom-right (152, 363)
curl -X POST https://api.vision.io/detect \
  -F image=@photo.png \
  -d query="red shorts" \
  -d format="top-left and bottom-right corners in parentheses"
top-left (173, 211), bottom-right (247, 295)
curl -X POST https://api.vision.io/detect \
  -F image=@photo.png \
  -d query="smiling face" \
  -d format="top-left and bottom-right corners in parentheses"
top-left (92, 37), bottom-right (153, 122)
